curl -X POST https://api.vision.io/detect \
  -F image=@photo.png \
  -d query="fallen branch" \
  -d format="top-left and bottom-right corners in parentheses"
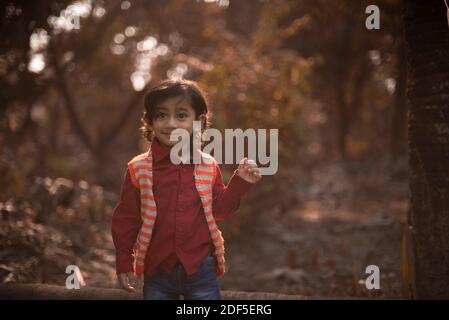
top-left (0, 284), bottom-right (305, 300)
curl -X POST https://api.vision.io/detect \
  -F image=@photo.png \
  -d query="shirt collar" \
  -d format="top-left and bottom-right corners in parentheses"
top-left (150, 136), bottom-right (203, 164)
top-left (151, 137), bottom-right (170, 163)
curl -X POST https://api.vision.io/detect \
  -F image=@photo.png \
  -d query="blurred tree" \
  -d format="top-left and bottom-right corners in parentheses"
top-left (225, 0), bottom-right (263, 37)
top-left (0, 0), bottom-right (408, 208)
top-left (384, 1), bottom-right (408, 162)
top-left (405, 0), bottom-right (449, 298)
top-left (262, 0), bottom-right (404, 162)
top-left (0, 0), bottom-right (225, 189)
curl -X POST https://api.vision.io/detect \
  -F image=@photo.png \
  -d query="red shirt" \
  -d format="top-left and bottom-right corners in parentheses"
top-left (111, 138), bottom-right (253, 277)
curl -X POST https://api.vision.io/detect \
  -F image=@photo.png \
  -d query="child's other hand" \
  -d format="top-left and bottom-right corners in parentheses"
top-left (237, 157), bottom-right (262, 184)
top-left (118, 272), bottom-right (137, 292)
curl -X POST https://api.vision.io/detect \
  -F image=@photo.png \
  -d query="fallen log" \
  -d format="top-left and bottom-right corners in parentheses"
top-left (0, 284), bottom-right (305, 300)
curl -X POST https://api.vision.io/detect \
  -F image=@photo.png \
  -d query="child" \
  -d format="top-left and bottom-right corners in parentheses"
top-left (111, 79), bottom-right (261, 300)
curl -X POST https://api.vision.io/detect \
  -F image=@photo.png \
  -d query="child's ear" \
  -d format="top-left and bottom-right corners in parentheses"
top-left (198, 114), bottom-right (206, 127)
top-left (143, 111), bottom-right (153, 125)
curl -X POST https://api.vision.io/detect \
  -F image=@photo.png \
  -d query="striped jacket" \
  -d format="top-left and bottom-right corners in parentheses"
top-left (127, 147), bottom-right (226, 277)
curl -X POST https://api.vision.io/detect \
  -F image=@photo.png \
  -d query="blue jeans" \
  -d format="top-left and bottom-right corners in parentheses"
top-left (143, 255), bottom-right (222, 300)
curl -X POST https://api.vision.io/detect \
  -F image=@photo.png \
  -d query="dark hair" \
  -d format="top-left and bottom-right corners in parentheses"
top-left (140, 79), bottom-right (211, 142)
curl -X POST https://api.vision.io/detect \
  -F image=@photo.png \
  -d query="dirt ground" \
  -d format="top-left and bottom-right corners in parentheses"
top-left (221, 161), bottom-right (408, 298)
top-left (1, 161), bottom-right (408, 298)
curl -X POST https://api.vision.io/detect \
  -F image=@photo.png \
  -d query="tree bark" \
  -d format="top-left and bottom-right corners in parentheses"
top-left (390, 36), bottom-right (408, 160)
top-left (404, 0), bottom-right (449, 298)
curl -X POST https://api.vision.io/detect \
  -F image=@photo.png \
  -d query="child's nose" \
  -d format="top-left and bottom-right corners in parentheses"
top-left (166, 116), bottom-right (178, 128)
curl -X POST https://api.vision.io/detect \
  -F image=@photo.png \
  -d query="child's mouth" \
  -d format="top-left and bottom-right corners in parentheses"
top-left (162, 132), bottom-right (176, 141)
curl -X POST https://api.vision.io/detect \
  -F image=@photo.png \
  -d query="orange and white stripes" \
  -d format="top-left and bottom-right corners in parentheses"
top-left (194, 159), bottom-right (226, 277)
top-left (127, 149), bottom-right (226, 277)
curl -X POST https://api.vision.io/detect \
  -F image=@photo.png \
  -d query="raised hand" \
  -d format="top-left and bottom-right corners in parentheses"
top-left (237, 157), bottom-right (262, 184)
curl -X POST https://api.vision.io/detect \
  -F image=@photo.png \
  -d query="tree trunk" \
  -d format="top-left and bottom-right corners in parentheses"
top-left (404, 0), bottom-right (449, 298)
top-left (390, 36), bottom-right (408, 160)
top-left (335, 81), bottom-right (349, 161)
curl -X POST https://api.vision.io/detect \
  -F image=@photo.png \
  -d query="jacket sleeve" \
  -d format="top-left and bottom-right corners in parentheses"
top-left (111, 168), bottom-right (142, 274)
top-left (212, 165), bottom-right (253, 221)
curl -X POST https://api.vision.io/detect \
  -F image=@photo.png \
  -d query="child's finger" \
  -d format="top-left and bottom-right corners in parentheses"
top-left (239, 157), bottom-right (248, 166)
top-left (246, 159), bottom-right (256, 166)
top-left (125, 283), bottom-right (136, 292)
top-left (118, 274), bottom-right (133, 291)
top-left (252, 171), bottom-right (262, 180)
top-left (119, 273), bottom-right (137, 292)
top-left (247, 166), bottom-right (260, 173)
top-left (128, 272), bottom-right (137, 288)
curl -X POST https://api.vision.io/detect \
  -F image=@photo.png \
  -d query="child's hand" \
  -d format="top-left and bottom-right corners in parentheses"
top-left (237, 157), bottom-right (262, 184)
top-left (118, 272), bottom-right (137, 292)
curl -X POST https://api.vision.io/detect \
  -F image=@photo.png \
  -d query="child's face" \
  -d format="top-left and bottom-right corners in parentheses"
top-left (151, 95), bottom-right (198, 149)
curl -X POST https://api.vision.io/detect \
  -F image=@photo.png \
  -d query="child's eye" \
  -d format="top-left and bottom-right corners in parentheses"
top-left (155, 112), bottom-right (166, 119)
top-left (177, 113), bottom-right (188, 119)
